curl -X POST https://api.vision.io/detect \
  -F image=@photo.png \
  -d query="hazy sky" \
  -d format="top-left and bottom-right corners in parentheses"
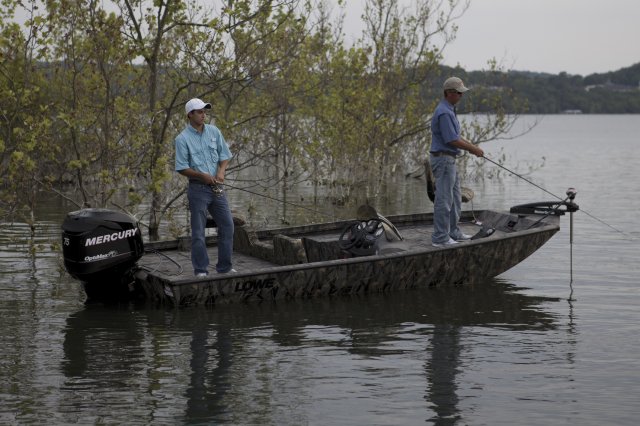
top-left (337, 0), bottom-right (640, 76)
top-left (11, 0), bottom-right (638, 75)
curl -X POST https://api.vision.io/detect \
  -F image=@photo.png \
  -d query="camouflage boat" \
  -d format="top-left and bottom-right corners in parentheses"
top-left (61, 198), bottom-right (578, 307)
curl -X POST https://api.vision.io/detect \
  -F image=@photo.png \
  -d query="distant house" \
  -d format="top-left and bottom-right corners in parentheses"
top-left (585, 80), bottom-right (639, 92)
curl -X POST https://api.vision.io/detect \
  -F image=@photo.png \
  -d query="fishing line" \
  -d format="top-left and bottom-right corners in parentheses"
top-left (484, 157), bottom-right (580, 296)
top-left (140, 248), bottom-right (184, 276)
top-left (483, 156), bottom-right (564, 200)
top-left (524, 194), bottom-right (574, 230)
top-left (221, 182), bottom-right (341, 221)
top-left (483, 156), bottom-right (628, 236)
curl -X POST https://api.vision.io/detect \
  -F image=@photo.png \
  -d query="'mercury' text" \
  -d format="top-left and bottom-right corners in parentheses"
top-left (85, 228), bottom-right (138, 246)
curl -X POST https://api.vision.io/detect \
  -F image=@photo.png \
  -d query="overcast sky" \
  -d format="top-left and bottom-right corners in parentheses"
top-left (337, 0), bottom-right (640, 76)
top-left (11, 0), bottom-right (639, 76)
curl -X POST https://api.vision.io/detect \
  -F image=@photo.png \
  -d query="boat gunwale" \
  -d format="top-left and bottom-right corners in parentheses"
top-left (145, 209), bottom-right (560, 286)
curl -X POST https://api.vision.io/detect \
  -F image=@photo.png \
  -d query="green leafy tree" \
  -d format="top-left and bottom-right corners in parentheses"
top-left (42, 0), bottom-right (146, 210)
top-left (116, 0), bottom-right (305, 236)
top-left (0, 0), bottom-right (552, 241)
top-left (306, 0), bottom-right (469, 205)
top-left (0, 0), bottom-right (52, 240)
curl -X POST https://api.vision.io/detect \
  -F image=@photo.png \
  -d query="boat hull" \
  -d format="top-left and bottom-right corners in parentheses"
top-left (135, 210), bottom-right (560, 307)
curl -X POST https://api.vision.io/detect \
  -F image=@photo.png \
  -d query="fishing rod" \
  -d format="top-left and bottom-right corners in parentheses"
top-left (220, 182), bottom-right (405, 242)
top-left (483, 156), bottom-right (563, 201)
top-left (220, 182), bottom-right (341, 221)
top-left (483, 156), bottom-right (628, 236)
top-left (483, 156), bottom-right (582, 294)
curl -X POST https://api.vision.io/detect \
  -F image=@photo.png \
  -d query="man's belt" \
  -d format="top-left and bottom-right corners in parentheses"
top-left (430, 151), bottom-right (457, 158)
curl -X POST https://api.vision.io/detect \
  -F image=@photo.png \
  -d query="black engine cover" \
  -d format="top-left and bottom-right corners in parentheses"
top-left (61, 208), bottom-right (144, 282)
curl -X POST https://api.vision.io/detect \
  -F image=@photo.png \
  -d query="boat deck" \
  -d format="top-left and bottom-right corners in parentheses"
top-left (137, 220), bottom-right (483, 281)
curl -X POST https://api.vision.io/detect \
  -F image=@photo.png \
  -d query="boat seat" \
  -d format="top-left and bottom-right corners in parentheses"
top-left (233, 225), bottom-right (307, 265)
top-left (301, 236), bottom-right (343, 262)
top-left (205, 212), bottom-right (247, 228)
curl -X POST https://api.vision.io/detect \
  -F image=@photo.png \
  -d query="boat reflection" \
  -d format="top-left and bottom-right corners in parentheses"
top-left (61, 278), bottom-right (560, 423)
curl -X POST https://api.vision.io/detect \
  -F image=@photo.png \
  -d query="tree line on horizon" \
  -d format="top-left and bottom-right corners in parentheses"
top-left (459, 62), bottom-right (640, 114)
top-left (0, 0), bottom-right (528, 240)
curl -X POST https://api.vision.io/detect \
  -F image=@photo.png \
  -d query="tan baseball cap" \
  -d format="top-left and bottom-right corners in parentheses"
top-left (443, 77), bottom-right (469, 93)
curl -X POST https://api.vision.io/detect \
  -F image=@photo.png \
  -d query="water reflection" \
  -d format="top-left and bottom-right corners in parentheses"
top-left (61, 279), bottom-right (559, 424)
top-left (184, 311), bottom-right (234, 423)
top-left (1, 115), bottom-right (637, 424)
top-left (427, 323), bottom-right (461, 425)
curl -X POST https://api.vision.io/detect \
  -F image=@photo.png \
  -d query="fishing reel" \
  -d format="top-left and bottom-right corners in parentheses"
top-left (338, 219), bottom-right (384, 257)
top-left (209, 183), bottom-right (224, 195)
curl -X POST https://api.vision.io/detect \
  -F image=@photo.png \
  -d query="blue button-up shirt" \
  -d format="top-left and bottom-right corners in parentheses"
top-left (175, 123), bottom-right (232, 176)
top-left (430, 99), bottom-right (460, 155)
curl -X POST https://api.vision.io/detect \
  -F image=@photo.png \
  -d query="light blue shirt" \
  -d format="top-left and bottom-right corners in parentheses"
top-left (175, 123), bottom-right (232, 176)
top-left (430, 99), bottom-right (460, 155)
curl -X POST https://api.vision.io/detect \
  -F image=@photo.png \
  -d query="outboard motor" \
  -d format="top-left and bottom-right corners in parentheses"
top-left (61, 209), bottom-right (144, 301)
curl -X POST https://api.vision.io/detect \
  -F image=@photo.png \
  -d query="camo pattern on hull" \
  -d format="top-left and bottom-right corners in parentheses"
top-left (136, 225), bottom-right (558, 307)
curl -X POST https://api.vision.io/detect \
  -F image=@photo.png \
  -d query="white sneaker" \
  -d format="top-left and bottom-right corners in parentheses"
top-left (195, 272), bottom-right (208, 278)
top-left (455, 233), bottom-right (472, 241)
top-left (432, 238), bottom-right (459, 248)
top-left (218, 268), bottom-right (237, 274)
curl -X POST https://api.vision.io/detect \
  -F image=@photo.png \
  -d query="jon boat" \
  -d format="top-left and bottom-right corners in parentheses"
top-left (61, 194), bottom-right (578, 307)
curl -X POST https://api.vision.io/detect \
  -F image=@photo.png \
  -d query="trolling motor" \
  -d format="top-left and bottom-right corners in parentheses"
top-left (509, 188), bottom-right (579, 216)
top-left (510, 188), bottom-right (580, 285)
top-left (565, 187), bottom-right (578, 235)
top-left (566, 188), bottom-right (577, 284)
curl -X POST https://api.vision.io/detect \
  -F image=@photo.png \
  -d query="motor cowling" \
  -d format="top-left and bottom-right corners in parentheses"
top-left (61, 208), bottom-right (144, 283)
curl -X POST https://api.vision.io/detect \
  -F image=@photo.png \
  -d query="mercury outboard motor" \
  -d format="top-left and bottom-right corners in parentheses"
top-left (61, 209), bottom-right (144, 301)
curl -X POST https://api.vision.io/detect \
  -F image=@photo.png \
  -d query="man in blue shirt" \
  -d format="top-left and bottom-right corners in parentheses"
top-left (430, 77), bottom-right (484, 247)
top-left (175, 98), bottom-right (235, 276)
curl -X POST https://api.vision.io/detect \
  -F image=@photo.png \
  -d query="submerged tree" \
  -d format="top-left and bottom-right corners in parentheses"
top-left (298, 0), bottom-right (470, 206)
top-left (0, 0), bottom-right (53, 236)
top-left (43, 1), bottom-right (145, 210)
top-left (116, 0), bottom-right (306, 236)
top-left (0, 0), bottom-right (529, 236)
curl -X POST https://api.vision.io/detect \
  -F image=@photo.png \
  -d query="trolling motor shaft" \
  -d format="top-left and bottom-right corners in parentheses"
top-left (567, 188), bottom-right (576, 285)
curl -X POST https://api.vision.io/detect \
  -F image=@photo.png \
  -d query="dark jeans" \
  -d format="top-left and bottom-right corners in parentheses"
top-left (187, 183), bottom-right (234, 274)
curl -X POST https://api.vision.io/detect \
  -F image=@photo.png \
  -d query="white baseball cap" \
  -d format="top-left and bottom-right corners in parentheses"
top-left (185, 98), bottom-right (211, 114)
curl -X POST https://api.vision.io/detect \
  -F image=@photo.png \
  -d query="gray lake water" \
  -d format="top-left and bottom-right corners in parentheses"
top-left (1, 115), bottom-right (639, 425)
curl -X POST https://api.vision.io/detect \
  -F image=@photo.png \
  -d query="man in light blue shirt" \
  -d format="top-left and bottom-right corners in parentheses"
top-left (430, 77), bottom-right (484, 247)
top-left (175, 98), bottom-right (235, 276)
